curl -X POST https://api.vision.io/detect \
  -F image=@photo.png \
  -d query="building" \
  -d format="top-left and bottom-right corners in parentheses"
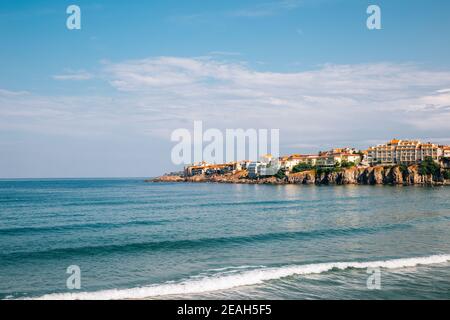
top-left (281, 154), bottom-right (319, 171)
top-left (302, 155), bottom-right (319, 166)
top-left (281, 154), bottom-right (304, 171)
top-left (443, 146), bottom-right (450, 158)
top-left (441, 146), bottom-right (450, 169)
top-left (316, 154), bottom-right (340, 167)
top-left (330, 147), bottom-right (359, 155)
top-left (360, 150), bottom-right (369, 166)
top-left (315, 151), bottom-right (361, 167)
top-left (367, 139), bottom-right (442, 166)
top-left (247, 158), bottom-right (281, 178)
top-left (239, 160), bottom-right (252, 170)
top-left (185, 162), bottom-right (241, 177)
top-left (260, 159), bottom-right (281, 176)
top-left (247, 162), bottom-right (262, 179)
top-left (280, 150), bottom-right (361, 170)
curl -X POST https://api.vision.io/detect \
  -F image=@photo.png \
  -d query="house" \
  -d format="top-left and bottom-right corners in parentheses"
top-left (239, 160), bottom-right (252, 170)
top-left (316, 154), bottom-right (341, 167)
top-left (315, 151), bottom-right (361, 167)
top-left (360, 150), bottom-right (369, 166)
top-left (281, 154), bottom-right (318, 171)
top-left (185, 162), bottom-right (242, 177)
top-left (341, 153), bottom-right (362, 164)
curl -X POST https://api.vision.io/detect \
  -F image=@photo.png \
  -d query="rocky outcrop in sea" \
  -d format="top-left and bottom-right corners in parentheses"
top-left (148, 165), bottom-right (450, 186)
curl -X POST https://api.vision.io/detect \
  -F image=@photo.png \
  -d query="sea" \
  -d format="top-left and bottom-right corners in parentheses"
top-left (0, 179), bottom-right (449, 300)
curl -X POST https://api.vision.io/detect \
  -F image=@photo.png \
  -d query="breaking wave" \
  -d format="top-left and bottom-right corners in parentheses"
top-left (30, 254), bottom-right (450, 300)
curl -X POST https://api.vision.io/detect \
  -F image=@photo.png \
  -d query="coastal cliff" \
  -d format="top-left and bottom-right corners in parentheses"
top-left (149, 165), bottom-right (450, 186)
top-left (287, 165), bottom-right (448, 185)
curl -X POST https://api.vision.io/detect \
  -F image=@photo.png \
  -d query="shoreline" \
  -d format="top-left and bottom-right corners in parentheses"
top-left (148, 165), bottom-right (450, 186)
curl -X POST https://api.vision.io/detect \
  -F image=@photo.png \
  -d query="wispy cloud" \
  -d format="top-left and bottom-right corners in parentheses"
top-left (0, 89), bottom-right (30, 96)
top-left (2, 56), bottom-right (450, 151)
top-left (52, 70), bottom-right (94, 81)
top-left (230, 0), bottom-right (302, 17)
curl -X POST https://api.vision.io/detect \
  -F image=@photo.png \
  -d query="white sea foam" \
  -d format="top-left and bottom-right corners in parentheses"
top-left (31, 254), bottom-right (450, 300)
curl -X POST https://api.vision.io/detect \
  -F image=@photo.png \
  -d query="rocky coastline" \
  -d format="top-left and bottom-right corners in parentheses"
top-left (148, 165), bottom-right (450, 186)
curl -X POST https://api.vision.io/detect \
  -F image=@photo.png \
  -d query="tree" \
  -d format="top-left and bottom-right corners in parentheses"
top-left (274, 169), bottom-right (286, 179)
top-left (443, 170), bottom-right (450, 180)
top-left (316, 167), bottom-right (335, 175)
top-left (399, 164), bottom-right (409, 178)
top-left (340, 160), bottom-right (356, 169)
top-left (292, 163), bottom-right (314, 173)
top-left (418, 157), bottom-right (440, 176)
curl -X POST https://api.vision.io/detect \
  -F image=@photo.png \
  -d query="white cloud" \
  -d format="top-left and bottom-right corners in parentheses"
top-left (0, 89), bottom-right (30, 96)
top-left (2, 56), bottom-right (450, 153)
top-left (52, 70), bottom-right (93, 81)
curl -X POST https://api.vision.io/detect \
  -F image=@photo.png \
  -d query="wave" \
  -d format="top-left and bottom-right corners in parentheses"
top-left (30, 254), bottom-right (450, 300)
top-left (1, 223), bottom-right (410, 261)
top-left (0, 219), bottom-right (169, 236)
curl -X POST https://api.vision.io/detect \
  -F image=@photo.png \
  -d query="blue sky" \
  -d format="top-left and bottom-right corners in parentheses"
top-left (1, 0), bottom-right (450, 178)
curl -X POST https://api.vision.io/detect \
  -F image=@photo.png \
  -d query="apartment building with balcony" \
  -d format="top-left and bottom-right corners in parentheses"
top-left (443, 146), bottom-right (450, 158)
top-left (367, 139), bottom-right (442, 166)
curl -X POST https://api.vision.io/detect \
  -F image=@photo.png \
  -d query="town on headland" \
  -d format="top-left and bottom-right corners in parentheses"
top-left (149, 139), bottom-right (450, 186)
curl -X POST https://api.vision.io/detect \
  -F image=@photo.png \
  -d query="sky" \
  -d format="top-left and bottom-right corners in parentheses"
top-left (1, 0), bottom-right (450, 178)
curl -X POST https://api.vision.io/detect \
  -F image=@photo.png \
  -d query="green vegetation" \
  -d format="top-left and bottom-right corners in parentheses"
top-left (340, 160), bottom-right (356, 169)
top-left (292, 163), bottom-right (314, 173)
top-left (399, 164), bottom-right (408, 173)
top-left (418, 157), bottom-right (441, 176)
top-left (399, 164), bottom-right (409, 176)
top-left (292, 162), bottom-right (344, 175)
top-left (315, 166), bottom-right (341, 175)
top-left (274, 169), bottom-right (286, 179)
top-left (444, 170), bottom-right (450, 180)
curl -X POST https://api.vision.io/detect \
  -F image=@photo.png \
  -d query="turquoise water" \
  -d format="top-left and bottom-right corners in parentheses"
top-left (0, 179), bottom-right (449, 299)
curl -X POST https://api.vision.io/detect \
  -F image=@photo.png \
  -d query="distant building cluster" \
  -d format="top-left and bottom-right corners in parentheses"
top-left (184, 139), bottom-right (450, 178)
top-left (280, 147), bottom-right (362, 170)
top-left (367, 139), bottom-right (443, 165)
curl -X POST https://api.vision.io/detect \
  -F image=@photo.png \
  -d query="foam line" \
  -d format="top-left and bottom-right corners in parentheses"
top-left (30, 254), bottom-right (450, 300)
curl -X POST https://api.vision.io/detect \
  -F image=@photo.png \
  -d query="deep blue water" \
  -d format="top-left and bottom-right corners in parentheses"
top-left (0, 179), bottom-right (449, 299)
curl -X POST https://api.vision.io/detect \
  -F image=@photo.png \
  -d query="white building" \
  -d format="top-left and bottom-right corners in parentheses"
top-left (443, 146), bottom-right (450, 158)
top-left (248, 158), bottom-right (281, 178)
top-left (281, 155), bottom-right (318, 171)
top-left (367, 139), bottom-right (442, 165)
top-left (247, 162), bottom-right (262, 179)
top-left (315, 153), bottom-right (361, 167)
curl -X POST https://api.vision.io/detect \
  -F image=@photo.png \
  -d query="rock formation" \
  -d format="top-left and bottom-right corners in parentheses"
top-left (149, 165), bottom-right (450, 186)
